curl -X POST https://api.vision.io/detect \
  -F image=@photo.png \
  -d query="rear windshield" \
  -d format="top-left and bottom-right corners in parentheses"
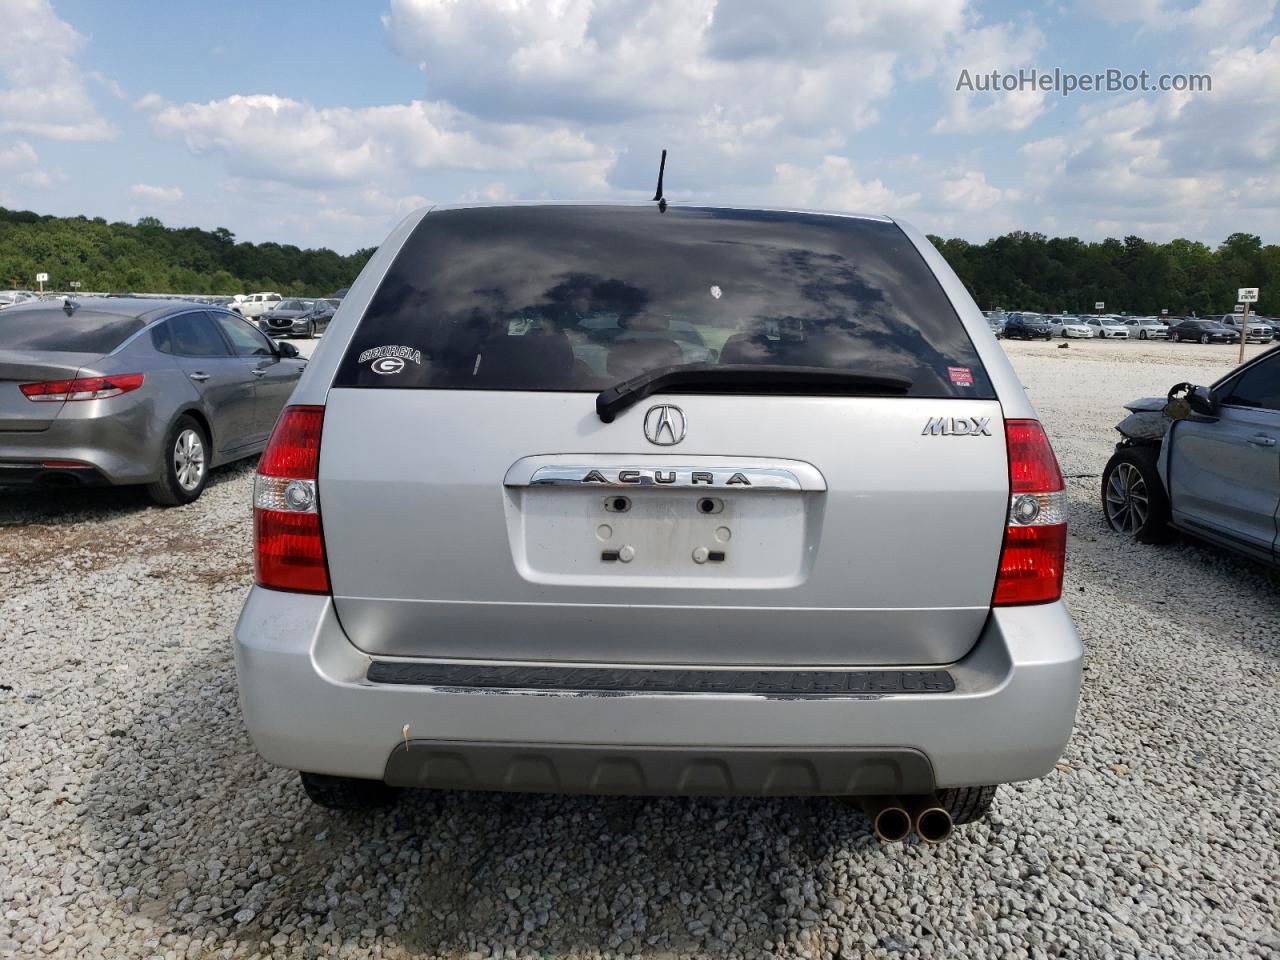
top-left (335, 206), bottom-right (993, 398)
top-left (0, 306), bottom-right (144, 354)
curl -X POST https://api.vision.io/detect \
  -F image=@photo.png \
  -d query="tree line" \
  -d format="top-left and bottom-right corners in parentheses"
top-left (1, 206), bottom-right (1275, 315)
top-left (930, 230), bottom-right (1279, 316)
top-left (0, 207), bottom-right (374, 297)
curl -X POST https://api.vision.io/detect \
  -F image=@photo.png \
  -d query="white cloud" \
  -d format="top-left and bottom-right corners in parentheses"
top-left (939, 170), bottom-right (1017, 212)
top-left (768, 155), bottom-right (918, 213)
top-left (141, 94), bottom-right (613, 189)
top-left (1016, 36), bottom-right (1280, 238)
top-left (933, 20), bottom-right (1050, 133)
top-left (1075, 0), bottom-right (1278, 47)
top-left (384, 0), bottom-right (968, 124)
top-left (383, 0), bottom-right (972, 192)
top-left (0, 0), bottom-right (114, 140)
top-left (0, 140), bottom-right (60, 187)
top-left (130, 183), bottom-right (184, 203)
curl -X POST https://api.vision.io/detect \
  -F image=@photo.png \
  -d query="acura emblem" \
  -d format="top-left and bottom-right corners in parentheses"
top-left (643, 404), bottom-right (686, 446)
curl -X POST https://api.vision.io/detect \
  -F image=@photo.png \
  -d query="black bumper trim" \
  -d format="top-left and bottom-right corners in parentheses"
top-left (0, 464), bottom-right (109, 486)
top-left (365, 662), bottom-right (955, 697)
top-left (383, 741), bottom-right (935, 796)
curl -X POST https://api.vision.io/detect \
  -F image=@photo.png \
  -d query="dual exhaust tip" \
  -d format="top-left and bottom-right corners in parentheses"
top-left (858, 795), bottom-right (953, 844)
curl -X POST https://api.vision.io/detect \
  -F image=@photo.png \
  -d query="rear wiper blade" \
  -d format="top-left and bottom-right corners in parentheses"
top-left (596, 363), bottom-right (912, 422)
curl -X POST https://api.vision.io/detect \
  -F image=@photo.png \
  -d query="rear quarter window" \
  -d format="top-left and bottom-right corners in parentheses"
top-left (335, 206), bottom-right (994, 399)
top-left (0, 307), bottom-right (144, 354)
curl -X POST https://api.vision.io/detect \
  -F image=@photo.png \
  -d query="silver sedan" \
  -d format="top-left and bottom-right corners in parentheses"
top-left (0, 298), bottom-right (305, 504)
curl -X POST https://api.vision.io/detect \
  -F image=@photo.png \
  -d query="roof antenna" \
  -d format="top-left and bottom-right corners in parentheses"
top-left (652, 149), bottom-right (667, 213)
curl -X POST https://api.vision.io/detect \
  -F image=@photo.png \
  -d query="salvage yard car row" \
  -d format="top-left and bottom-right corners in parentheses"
top-left (986, 309), bottom-right (1274, 343)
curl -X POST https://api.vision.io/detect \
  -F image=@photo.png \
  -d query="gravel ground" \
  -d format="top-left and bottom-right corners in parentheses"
top-left (2, 337), bottom-right (1277, 960)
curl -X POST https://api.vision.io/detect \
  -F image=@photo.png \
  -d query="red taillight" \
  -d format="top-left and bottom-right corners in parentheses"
top-left (259, 405), bottom-right (323, 478)
top-left (1005, 419), bottom-right (1065, 494)
top-left (254, 405), bottom-right (329, 593)
top-left (994, 419), bottom-right (1066, 606)
top-left (20, 373), bottom-right (144, 401)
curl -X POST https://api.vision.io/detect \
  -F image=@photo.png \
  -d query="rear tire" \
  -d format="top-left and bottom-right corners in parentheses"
top-left (300, 772), bottom-right (399, 810)
top-left (305, 319), bottom-right (316, 339)
top-left (1101, 446), bottom-right (1171, 544)
top-left (146, 415), bottom-right (208, 506)
top-left (936, 785), bottom-right (997, 825)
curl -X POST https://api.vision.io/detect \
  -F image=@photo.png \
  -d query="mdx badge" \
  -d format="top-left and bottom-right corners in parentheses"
top-left (643, 404), bottom-right (686, 445)
top-left (922, 417), bottom-right (993, 436)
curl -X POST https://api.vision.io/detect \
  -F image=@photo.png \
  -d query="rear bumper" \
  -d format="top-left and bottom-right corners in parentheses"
top-left (0, 396), bottom-right (164, 485)
top-left (233, 587), bottom-right (1083, 794)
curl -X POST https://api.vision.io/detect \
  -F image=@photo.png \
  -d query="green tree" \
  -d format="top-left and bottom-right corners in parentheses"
top-left (0, 205), bottom-right (372, 296)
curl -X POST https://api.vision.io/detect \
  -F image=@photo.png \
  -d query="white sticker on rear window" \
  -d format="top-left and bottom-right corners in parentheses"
top-left (358, 345), bottom-right (422, 366)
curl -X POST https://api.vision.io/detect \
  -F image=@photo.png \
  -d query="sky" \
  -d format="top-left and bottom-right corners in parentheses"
top-left (0, 0), bottom-right (1277, 254)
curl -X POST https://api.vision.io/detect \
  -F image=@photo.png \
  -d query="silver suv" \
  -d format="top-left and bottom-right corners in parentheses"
top-left (234, 205), bottom-right (1082, 841)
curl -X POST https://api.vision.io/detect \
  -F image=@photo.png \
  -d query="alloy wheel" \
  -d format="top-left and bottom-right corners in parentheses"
top-left (1200, 333), bottom-right (1209, 344)
top-left (1104, 461), bottom-right (1149, 535)
top-left (174, 428), bottom-right (206, 491)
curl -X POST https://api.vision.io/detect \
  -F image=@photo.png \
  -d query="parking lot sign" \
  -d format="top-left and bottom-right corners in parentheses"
top-left (1094, 301), bottom-right (1104, 311)
top-left (35, 271), bottom-right (48, 292)
top-left (1161, 309), bottom-right (1168, 315)
top-left (1234, 304), bottom-right (1245, 312)
top-left (1237, 287), bottom-right (1259, 363)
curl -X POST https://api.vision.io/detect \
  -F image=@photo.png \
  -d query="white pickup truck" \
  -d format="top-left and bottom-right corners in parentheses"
top-left (234, 292), bottom-right (283, 320)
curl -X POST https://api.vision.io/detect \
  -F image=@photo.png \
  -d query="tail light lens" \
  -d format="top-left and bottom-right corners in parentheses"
top-left (21, 373), bottom-right (144, 401)
top-left (994, 419), bottom-right (1066, 605)
top-left (254, 405), bottom-right (329, 593)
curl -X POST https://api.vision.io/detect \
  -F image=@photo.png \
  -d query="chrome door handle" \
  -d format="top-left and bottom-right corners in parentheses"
top-left (188, 372), bottom-right (209, 382)
top-left (251, 368), bottom-right (267, 377)
top-left (1247, 434), bottom-right (1277, 447)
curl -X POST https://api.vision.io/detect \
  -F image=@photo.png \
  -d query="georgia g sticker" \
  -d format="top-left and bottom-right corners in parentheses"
top-left (358, 344), bottom-right (422, 376)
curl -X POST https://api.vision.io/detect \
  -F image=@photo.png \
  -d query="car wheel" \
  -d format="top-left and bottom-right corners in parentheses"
top-left (300, 772), bottom-right (399, 810)
top-left (1101, 446), bottom-right (1171, 544)
top-left (1139, 330), bottom-right (1147, 339)
top-left (146, 415), bottom-right (209, 506)
top-left (1199, 333), bottom-right (1210, 344)
top-left (936, 785), bottom-right (998, 825)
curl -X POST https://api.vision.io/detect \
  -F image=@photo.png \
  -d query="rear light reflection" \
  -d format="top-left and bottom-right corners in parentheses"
top-left (994, 419), bottom-right (1067, 606)
top-left (20, 373), bottom-right (145, 402)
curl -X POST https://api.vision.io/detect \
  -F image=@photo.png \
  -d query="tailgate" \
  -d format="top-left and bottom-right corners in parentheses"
top-left (320, 390), bottom-right (1008, 666)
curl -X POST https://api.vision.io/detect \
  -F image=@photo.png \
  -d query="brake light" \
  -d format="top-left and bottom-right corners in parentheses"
top-left (20, 373), bottom-right (144, 401)
top-left (994, 419), bottom-right (1066, 605)
top-left (254, 405), bottom-right (329, 593)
